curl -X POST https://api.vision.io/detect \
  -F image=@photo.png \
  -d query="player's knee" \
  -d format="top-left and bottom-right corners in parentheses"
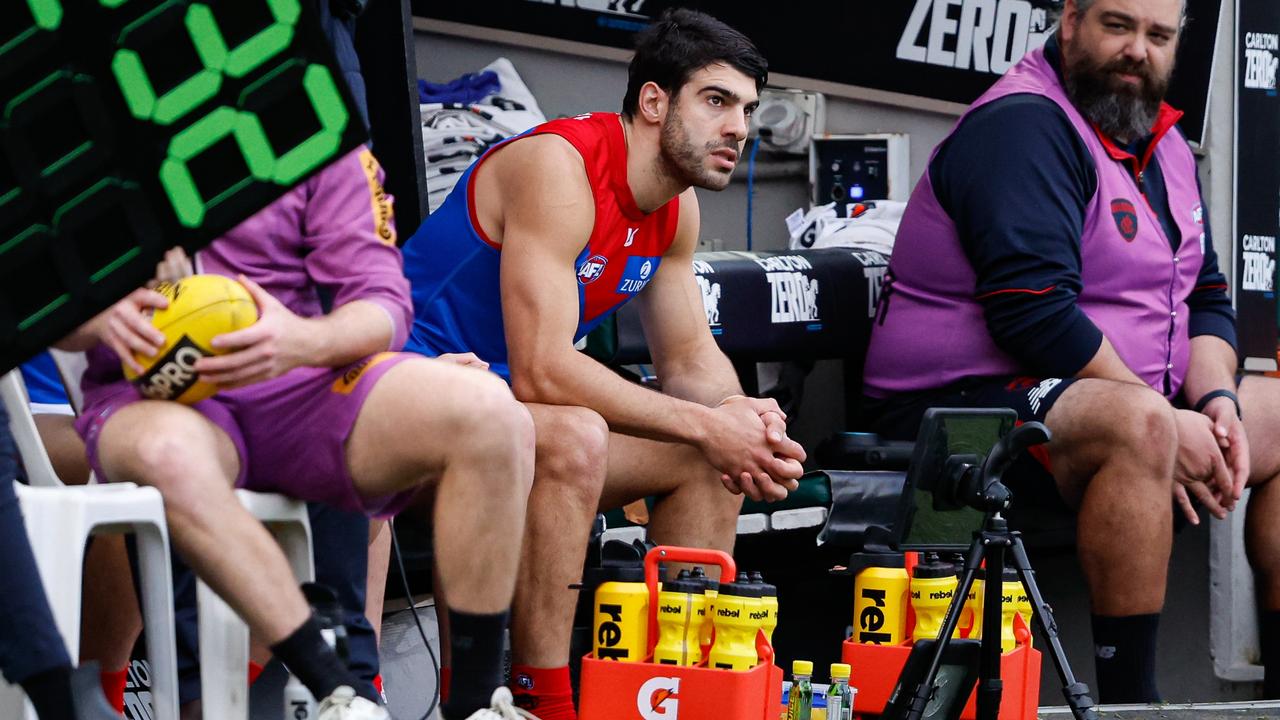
top-left (1106, 387), bottom-right (1177, 475)
top-left (456, 372), bottom-right (535, 461)
top-left (535, 406), bottom-right (609, 499)
top-left (112, 407), bottom-right (219, 502)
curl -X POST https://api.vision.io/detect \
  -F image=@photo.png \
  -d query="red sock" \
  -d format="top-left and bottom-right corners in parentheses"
top-left (510, 665), bottom-right (576, 720)
top-left (373, 674), bottom-right (385, 702)
top-left (100, 666), bottom-right (127, 714)
top-left (439, 666), bottom-right (451, 704)
top-left (247, 661), bottom-right (265, 686)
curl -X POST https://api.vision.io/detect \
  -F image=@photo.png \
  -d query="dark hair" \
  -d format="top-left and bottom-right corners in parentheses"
top-left (622, 8), bottom-right (768, 119)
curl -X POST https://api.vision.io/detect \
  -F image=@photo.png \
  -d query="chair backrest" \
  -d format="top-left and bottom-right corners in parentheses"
top-left (1, 370), bottom-right (63, 488)
top-left (48, 349), bottom-right (87, 413)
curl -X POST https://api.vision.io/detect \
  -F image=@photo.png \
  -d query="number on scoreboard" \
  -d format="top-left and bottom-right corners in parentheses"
top-left (0, 0), bottom-right (366, 373)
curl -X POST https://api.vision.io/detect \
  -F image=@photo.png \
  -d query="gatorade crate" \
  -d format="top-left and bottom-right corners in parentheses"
top-left (579, 654), bottom-right (783, 720)
top-left (579, 546), bottom-right (784, 720)
top-left (842, 640), bottom-right (1041, 720)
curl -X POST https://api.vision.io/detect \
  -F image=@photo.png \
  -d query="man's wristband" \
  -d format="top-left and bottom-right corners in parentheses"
top-left (1193, 388), bottom-right (1242, 420)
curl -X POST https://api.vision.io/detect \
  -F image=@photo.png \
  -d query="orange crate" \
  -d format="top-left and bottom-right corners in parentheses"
top-left (842, 640), bottom-right (1041, 720)
top-left (579, 546), bottom-right (784, 720)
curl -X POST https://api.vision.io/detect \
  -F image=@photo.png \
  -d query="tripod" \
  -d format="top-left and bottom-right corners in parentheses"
top-left (893, 423), bottom-right (1099, 720)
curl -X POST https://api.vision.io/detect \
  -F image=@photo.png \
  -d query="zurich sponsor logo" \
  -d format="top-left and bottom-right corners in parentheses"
top-left (578, 254), bottom-right (608, 285)
top-left (617, 256), bottom-right (661, 294)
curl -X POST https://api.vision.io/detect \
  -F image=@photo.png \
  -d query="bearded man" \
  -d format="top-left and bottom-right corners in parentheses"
top-left (862, 0), bottom-right (1280, 703)
top-left (399, 9), bottom-right (806, 718)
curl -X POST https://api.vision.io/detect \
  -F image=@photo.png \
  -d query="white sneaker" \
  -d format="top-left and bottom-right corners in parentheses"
top-left (453, 687), bottom-right (542, 720)
top-left (317, 685), bottom-right (390, 719)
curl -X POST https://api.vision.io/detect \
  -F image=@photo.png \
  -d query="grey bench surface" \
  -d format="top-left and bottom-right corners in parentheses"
top-left (1040, 701), bottom-right (1280, 718)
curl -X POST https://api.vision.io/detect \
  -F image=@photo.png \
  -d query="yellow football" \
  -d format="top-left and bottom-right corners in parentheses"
top-left (122, 274), bottom-right (259, 404)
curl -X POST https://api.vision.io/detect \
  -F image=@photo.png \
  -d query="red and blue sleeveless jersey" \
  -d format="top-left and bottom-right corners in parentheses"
top-left (402, 112), bottom-right (681, 380)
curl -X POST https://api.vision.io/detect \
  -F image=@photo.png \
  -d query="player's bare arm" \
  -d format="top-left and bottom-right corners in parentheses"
top-left (492, 136), bottom-right (798, 489)
top-left (637, 189), bottom-right (805, 467)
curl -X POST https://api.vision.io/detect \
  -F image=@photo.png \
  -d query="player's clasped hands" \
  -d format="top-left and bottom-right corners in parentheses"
top-left (1172, 408), bottom-right (1237, 524)
top-left (705, 394), bottom-right (807, 503)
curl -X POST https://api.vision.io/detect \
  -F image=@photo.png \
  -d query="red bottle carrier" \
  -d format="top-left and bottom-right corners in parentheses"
top-left (579, 546), bottom-right (784, 720)
top-left (841, 633), bottom-right (1041, 719)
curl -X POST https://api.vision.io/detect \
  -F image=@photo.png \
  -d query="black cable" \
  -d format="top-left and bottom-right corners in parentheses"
top-left (389, 518), bottom-right (441, 720)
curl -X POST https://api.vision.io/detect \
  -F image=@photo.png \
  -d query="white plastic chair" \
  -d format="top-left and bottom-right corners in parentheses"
top-left (11, 354), bottom-right (318, 718)
top-left (42, 350), bottom-right (318, 717)
top-left (0, 369), bottom-right (180, 720)
top-left (197, 490), bottom-right (314, 719)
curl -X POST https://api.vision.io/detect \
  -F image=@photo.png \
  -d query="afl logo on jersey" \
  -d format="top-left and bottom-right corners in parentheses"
top-left (578, 255), bottom-right (608, 284)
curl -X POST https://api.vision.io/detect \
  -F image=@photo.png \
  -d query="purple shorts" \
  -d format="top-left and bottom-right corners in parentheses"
top-left (76, 352), bottom-right (420, 518)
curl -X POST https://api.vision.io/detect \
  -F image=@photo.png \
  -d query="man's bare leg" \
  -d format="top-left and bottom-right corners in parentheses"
top-left (602, 433), bottom-right (743, 557)
top-left (366, 520), bottom-right (391, 645)
top-left (97, 402), bottom-right (311, 642)
top-left (1238, 376), bottom-right (1280, 696)
top-left (507, 415), bottom-right (740, 718)
top-left (345, 359), bottom-right (535, 717)
top-left (1041, 379), bottom-right (1177, 702)
top-left (509, 405), bottom-right (609, 670)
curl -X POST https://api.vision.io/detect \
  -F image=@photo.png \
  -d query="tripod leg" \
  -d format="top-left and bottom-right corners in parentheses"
top-left (895, 533), bottom-right (988, 720)
top-left (977, 534), bottom-right (1006, 720)
top-left (1009, 536), bottom-right (1098, 720)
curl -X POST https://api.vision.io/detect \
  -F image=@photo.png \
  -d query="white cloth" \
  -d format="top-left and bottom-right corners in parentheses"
top-left (787, 200), bottom-right (906, 255)
top-left (419, 58), bottom-right (548, 212)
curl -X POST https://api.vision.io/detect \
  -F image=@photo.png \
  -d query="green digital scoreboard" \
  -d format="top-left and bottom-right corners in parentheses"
top-left (0, 0), bottom-right (367, 373)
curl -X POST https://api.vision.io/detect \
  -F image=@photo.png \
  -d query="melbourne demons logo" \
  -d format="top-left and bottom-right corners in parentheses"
top-left (1110, 199), bottom-right (1138, 241)
top-left (578, 255), bottom-right (608, 284)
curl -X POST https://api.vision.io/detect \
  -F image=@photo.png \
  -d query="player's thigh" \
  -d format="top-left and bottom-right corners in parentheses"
top-left (598, 432), bottom-right (714, 511)
top-left (96, 400), bottom-right (240, 496)
top-left (1240, 374), bottom-right (1280, 485)
top-left (345, 356), bottom-right (527, 493)
top-left (32, 413), bottom-right (90, 484)
top-left (1040, 378), bottom-right (1175, 503)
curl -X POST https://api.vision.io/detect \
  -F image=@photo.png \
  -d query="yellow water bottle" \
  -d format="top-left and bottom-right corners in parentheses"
top-left (653, 570), bottom-right (706, 666)
top-left (851, 553), bottom-right (909, 645)
top-left (592, 563), bottom-right (649, 662)
top-left (1014, 573), bottom-right (1034, 648)
top-left (690, 566), bottom-right (719, 659)
top-left (910, 554), bottom-right (957, 642)
top-left (749, 570), bottom-right (779, 648)
top-left (998, 566), bottom-right (1023, 652)
top-left (963, 568), bottom-right (986, 640)
top-left (708, 575), bottom-right (760, 671)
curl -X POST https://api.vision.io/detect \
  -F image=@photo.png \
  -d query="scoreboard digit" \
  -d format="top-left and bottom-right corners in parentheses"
top-left (0, 0), bottom-right (366, 372)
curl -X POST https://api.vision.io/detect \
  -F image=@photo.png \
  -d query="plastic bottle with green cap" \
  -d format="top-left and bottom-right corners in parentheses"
top-left (826, 663), bottom-right (854, 720)
top-left (787, 660), bottom-right (814, 720)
